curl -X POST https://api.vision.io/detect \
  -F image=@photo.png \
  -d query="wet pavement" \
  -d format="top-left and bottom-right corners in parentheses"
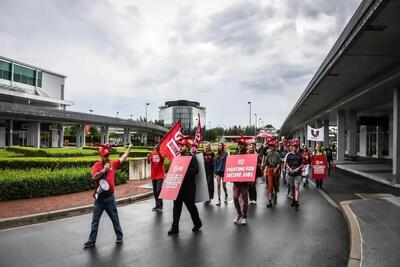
top-left (0, 181), bottom-right (348, 267)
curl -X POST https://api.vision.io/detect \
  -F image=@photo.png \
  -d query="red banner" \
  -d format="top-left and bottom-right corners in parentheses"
top-left (224, 154), bottom-right (258, 182)
top-left (311, 155), bottom-right (327, 179)
top-left (191, 113), bottom-right (202, 154)
top-left (159, 120), bottom-right (183, 162)
top-left (159, 156), bottom-right (192, 200)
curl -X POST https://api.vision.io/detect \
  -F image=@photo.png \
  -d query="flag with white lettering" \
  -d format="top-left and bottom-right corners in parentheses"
top-left (307, 125), bottom-right (324, 142)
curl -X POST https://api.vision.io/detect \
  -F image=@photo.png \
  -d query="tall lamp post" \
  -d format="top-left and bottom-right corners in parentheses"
top-left (145, 103), bottom-right (150, 122)
top-left (254, 113), bottom-right (257, 135)
top-left (248, 101), bottom-right (251, 128)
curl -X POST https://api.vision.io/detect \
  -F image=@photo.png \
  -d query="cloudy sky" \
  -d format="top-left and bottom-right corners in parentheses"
top-left (0, 0), bottom-right (362, 129)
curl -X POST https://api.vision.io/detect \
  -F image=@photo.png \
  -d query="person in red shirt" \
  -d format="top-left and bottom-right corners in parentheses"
top-left (83, 143), bottom-right (132, 249)
top-left (147, 144), bottom-right (165, 212)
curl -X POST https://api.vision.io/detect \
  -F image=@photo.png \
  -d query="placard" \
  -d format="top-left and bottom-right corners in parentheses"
top-left (224, 154), bottom-right (258, 182)
top-left (194, 153), bottom-right (210, 203)
top-left (311, 155), bottom-right (327, 179)
top-left (159, 156), bottom-right (192, 200)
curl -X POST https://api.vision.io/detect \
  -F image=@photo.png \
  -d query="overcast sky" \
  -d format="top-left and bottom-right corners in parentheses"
top-left (0, 0), bottom-right (362, 129)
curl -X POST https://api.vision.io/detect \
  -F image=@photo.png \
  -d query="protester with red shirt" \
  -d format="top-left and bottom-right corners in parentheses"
top-left (83, 143), bottom-right (132, 249)
top-left (147, 145), bottom-right (165, 212)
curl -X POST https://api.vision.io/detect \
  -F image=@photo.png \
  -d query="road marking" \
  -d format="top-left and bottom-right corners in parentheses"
top-left (309, 180), bottom-right (339, 210)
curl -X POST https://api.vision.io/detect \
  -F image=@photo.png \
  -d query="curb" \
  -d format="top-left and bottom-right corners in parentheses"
top-left (336, 165), bottom-right (400, 188)
top-left (0, 191), bottom-right (153, 231)
top-left (339, 201), bottom-right (362, 267)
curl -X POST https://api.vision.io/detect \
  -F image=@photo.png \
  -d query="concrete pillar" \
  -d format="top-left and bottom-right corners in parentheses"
top-left (76, 125), bottom-right (86, 148)
top-left (337, 110), bottom-right (346, 161)
top-left (300, 127), bottom-right (305, 145)
top-left (123, 128), bottom-right (131, 146)
top-left (389, 114), bottom-right (393, 158)
top-left (359, 125), bottom-right (367, 157)
top-left (0, 126), bottom-right (5, 148)
top-left (32, 122), bottom-right (40, 148)
top-left (142, 132), bottom-right (148, 146)
top-left (101, 126), bottom-right (109, 144)
top-left (347, 110), bottom-right (357, 159)
top-left (393, 88), bottom-right (400, 175)
top-left (376, 126), bottom-right (383, 158)
top-left (323, 120), bottom-right (329, 148)
top-left (8, 120), bottom-right (13, 146)
top-left (59, 124), bottom-right (64, 148)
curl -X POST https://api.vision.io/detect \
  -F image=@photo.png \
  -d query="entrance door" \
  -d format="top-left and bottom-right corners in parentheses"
top-left (366, 131), bottom-right (377, 157)
top-left (18, 131), bottom-right (27, 146)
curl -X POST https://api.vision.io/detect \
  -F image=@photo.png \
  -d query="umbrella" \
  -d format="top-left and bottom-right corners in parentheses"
top-left (256, 132), bottom-right (273, 138)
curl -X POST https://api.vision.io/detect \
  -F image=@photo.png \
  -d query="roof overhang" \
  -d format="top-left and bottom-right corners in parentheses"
top-left (280, 0), bottom-right (400, 135)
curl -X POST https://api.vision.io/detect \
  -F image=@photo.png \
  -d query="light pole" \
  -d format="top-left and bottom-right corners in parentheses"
top-left (259, 118), bottom-right (262, 128)
top-left (89, 109), bottom-right (93, 114)
top-left (145, 103), bottom-right (150, 122)
top-left (116, 111), bottom-right (119, 118)
top-left (248, 101), bottom-right (251, 127)
top-left (254, 113), bottom-right (257, 135)
top-left (130, 114), bottom-right (133, 121)
top-left (208, 121), bottom-right (211, 130)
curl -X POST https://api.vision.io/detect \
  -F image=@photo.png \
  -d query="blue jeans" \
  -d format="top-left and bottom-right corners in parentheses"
top-left (88, 194), bottom-right (123, 243)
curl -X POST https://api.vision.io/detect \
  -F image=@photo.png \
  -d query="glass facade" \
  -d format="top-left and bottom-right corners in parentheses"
top-left (0, 60), bottom-right (11, 80)
top-left (37, 71), bottom-right (42, 87)
top-left (13, 64), bottom-right (36, 86)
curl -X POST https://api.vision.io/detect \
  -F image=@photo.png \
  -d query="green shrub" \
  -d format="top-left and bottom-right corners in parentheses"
top-left (0, 156), bottom-right (129, 172)
top-left (0, 149), bottom-right (24, 158)
top-left (0, 168), bottom-right (128, 200)
top-left (5, 146), bottom-right (98, 157)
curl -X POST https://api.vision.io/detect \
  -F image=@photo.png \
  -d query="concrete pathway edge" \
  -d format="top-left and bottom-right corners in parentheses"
top-left (336, 165), bottom-right (400, 188)
top-left (0, 192), bottom-right (153, 231)
top-left (340, 201), bottom-right (362, 267)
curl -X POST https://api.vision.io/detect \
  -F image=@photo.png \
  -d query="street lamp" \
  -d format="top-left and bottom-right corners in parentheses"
top-left (130, 114), bottom-right (133, 121)
top-left (89, 109), bottom-right (93, 114)
top-left (116, 111), bottom-right (119, 118)
top-left (248, 101), bottom-right (251, 127)
top-left (145, 103), bottom-right (150, 122)
top-left (254, 113), bottom-right (257, 135)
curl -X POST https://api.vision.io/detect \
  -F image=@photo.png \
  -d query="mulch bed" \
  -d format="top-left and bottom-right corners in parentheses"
top-left (0, 179), bottom-right (152, 219)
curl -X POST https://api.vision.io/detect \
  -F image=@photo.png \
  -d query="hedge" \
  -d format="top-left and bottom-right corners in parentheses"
top-left (0, 156), bottom-right (129, 171)
top-left (0, 149), bottom-right (24, 158)
top-left (5, 146), bottom-right (98, 157)
top-left (0, 168), bottom-right (128, 200)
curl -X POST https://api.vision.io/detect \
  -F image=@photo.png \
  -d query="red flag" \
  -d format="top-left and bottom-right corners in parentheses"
top-left (191, 114), bottom-right (202, 154)
top-left (159, 120), bottom-right (183, 161)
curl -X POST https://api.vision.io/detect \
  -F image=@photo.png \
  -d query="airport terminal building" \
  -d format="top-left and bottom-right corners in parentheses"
top-left (0, 56), bottom-right (72, 147)
top-left (0, 56), bottom-right (167, 148)
top-left (159, 100), bottom-right (206, 132)
top-left (280, 0), bottom-right (400, 177)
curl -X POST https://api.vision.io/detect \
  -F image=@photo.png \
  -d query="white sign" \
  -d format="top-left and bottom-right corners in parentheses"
top-left (307, 125), bottom-right (324, 142)
top-left (194, 153), bottom-right (210, 203)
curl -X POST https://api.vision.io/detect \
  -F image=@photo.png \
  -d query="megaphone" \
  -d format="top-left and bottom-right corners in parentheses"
top-left (95, 179), bottom-right (110, 199)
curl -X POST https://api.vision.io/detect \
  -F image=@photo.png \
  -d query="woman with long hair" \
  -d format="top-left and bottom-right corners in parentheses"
top-left (214, 142), bottom-right (228, 206)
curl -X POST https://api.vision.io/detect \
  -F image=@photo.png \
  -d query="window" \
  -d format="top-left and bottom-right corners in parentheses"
top-left (37, 71), bottom-right (42, 87)
top-left (0, 60), bottom-right (11, 80)
top-left (13, 64), bottom-right (36, 86)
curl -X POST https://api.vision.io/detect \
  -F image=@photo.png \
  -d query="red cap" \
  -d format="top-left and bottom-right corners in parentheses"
top-left (267, 139), bottom-right (277, 147)
top-left (291, 139), bottom-right (300, 147)
top-left (99, 143), bottom-right (111, 157)
top-left (177, 135), bottom-right (194, 146)
top-left (235, 135), bottom-right (249, 145)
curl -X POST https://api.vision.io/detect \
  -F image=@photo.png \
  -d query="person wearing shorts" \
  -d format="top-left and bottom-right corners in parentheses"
top-left (214, 142), bottom-right (228, 206)
top-left (285, 139), bottom-right (304, 210)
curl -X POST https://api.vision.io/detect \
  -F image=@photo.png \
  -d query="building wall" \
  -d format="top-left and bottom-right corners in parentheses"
top-left (41, 72), bottom-right (64, 99)
top-left (159, 105), bottom-right (206, 131)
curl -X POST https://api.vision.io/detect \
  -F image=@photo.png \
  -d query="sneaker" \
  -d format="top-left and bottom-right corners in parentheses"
top-left (291, 201), bottom-right (295, 207)
top-left (157, 207), bottom-right (163, 212)
top-left (233, 215), bottom-right (242, 224)
top-left (116, 238), bottom-right (123, 244)
top-left (152, 206), bottom-right (158, 211)
top-left (224, 194), bottom-right (228, 203)
top-left (241, 218), bottom-right (248, 225)
top-left (192, 222), bottom-right (202, 232)
top-left (167, 228), bottom-right (179, 236)
top-left (216, 199), bottom-right (221, 206)
top-left (83, 240), bottom-right (95, 248)
top-left (295, 202), bottom-right (299, 209)
top-left (273, 194), bottom-right (277, 204)
top-left (204, 200), bottom-right (210, 205)
top-left (267, 201), bottom-right (272, 208)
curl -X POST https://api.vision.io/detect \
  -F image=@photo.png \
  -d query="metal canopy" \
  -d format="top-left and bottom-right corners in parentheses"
top-left (0, 101), bottom-right (168, 135)
top-left (281, 0), bottom-right (400, 135)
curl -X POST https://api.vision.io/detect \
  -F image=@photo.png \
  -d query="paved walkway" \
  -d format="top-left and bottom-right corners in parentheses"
top-left (0, 180), bottom-right (151, 219)
top-left (335, 160), bottom-right (400, 188)
top-left (0, 182), bottom-right (348, 267)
